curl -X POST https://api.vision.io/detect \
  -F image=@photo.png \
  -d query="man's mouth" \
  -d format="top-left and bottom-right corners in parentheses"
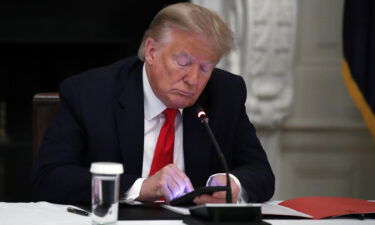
top-left (176, 90), bottom-right (194, 97)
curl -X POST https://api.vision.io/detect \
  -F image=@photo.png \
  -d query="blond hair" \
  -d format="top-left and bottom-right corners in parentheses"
top-left (137, 3), bottom-right (234, 61)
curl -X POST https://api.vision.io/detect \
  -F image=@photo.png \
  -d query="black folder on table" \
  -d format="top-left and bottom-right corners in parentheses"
top-left (78, 202), bottom-right (269, 224)
top-left (118, 203), bottom-right (183, 220)
top-left (78, 203), bottom-right (183, 220)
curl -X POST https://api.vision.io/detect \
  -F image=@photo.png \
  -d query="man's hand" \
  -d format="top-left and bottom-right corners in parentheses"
top-left (193, 174), bottom-right (240, 205)
top-left (137, 164), bottom-right (194, 203)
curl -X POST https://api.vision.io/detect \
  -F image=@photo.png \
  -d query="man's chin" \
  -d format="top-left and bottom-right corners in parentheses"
top-left (166, 99), bottom-right (195, 109)
top-left (163, 94), bottom-right (198, 109)
top-left (167, 102), bottom-right (193, 109)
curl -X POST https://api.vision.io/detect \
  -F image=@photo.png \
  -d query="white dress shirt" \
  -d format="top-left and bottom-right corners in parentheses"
top-left (123, 64), bottom-right (244, 202)
top-left (123, 65), bottom-right (184, 201)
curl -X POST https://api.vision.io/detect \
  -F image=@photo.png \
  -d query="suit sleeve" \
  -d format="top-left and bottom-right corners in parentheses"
top-left (229, 77), bottom-right (275, 202)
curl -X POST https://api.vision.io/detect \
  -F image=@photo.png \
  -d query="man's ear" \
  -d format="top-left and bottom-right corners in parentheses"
top-left (144, 37), bottom-right (156, 65)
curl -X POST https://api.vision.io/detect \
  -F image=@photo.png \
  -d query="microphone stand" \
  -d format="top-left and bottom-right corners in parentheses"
top-left (185, 108), bottom-right (264, 225)
top-left (197, 109), bottom-right (232, 203)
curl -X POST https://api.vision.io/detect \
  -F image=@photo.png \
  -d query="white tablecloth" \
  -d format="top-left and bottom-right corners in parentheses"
top-left (0, 202), bottom-right (374, 225)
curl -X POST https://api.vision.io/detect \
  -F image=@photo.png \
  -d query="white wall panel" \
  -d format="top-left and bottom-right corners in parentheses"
top-left (280, 0), bottom-right (375, 200)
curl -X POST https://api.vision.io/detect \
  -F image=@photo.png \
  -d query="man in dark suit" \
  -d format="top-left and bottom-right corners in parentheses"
top-left (31, 2), bottom-right (274, 204)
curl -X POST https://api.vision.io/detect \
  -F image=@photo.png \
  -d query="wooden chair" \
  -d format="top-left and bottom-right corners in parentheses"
top-left (32, 93), bottom-right (60, 159)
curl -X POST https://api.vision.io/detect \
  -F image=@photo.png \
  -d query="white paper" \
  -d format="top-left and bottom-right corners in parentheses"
top-left (161, 205), bottom-right (191, 215)
top-left (261, 201), bottom-right (313, 218)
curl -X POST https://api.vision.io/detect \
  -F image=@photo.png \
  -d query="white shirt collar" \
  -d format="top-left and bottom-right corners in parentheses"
top-left (143, 64), bottom-right (166, 121)
top-left (142, 64), bottom-right (183, 120)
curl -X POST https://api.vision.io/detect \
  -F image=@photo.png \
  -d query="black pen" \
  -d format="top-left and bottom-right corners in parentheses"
top-left (67, 207), bottom-right (90, 216)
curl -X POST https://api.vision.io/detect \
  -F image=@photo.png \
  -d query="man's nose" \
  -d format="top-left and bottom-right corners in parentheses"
top-left (183, 65), bottom-right (200, 86)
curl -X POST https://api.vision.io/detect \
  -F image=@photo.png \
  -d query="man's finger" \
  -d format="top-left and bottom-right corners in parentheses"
top-left (165, 164), bottom-right (194, 194)
top-left (160, 181), bottom-right (174, 202)
top-left (211, 191), bottom-right (227, 199)
top-left (183, 177), bottom-right (194, 193)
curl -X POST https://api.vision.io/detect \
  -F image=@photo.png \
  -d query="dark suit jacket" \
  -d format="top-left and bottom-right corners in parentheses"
top-left (31, 56), bottom-right (274, 204)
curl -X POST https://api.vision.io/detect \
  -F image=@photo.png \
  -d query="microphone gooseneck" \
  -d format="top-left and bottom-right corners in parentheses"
top-left (196, 107), bottom-right (233, 203)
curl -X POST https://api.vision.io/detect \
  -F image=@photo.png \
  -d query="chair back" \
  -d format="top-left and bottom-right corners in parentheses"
top-left (32, 93), bottom-right (60, 159)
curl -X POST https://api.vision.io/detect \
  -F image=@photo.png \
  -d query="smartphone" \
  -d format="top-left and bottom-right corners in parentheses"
top-left (169, 186), bottom-right (227, 206)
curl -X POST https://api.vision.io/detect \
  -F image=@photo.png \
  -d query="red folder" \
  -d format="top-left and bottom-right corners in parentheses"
top-left (279, 196), bottom-right (375, 219)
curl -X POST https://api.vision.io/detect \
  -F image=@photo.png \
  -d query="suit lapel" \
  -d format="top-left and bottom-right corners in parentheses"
top-left (115, 62), bottom-right (144, 177)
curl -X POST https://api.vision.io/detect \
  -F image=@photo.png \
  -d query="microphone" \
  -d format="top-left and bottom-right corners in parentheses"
top-left (196, 107), bottom-right (232, 203)
top-left (184, 107), bottom-right (263, 224)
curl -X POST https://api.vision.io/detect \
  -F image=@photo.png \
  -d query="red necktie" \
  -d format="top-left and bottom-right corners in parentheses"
top-left (149, 108), bottom-right (178, 176)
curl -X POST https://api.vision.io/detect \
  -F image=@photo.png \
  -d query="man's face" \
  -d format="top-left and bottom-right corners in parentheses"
top-left (144, 29), bottom-right (219, 109)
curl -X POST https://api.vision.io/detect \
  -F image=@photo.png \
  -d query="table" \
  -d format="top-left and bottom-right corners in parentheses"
top-left (0, 202), bottom-right (374, 225)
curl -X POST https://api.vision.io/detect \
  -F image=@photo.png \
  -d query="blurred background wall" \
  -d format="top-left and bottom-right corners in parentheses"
top-left (280, 0), bottom-right (375, 200)
top-left (194, 0), bottom-right (375, 200)
top-left (0, 0), bottom-right (374, 202)
top-left (0, 0), bottom-right (186, 201)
